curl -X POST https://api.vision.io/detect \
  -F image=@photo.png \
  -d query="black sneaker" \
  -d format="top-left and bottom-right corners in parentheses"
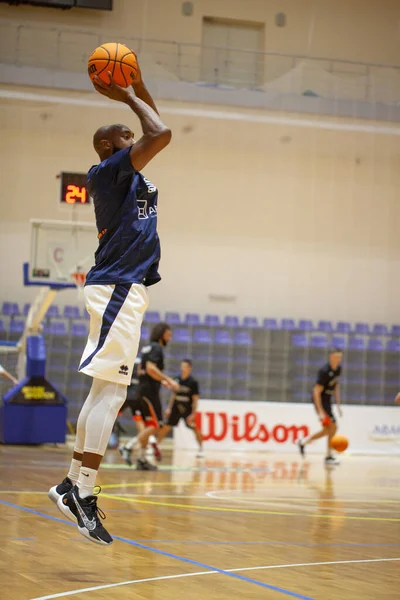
top-left (57, 485), bottom-right (113, 546)
top-left (136, 458), bottom-right (158, 471)
top-left (119, 445), bottom-right (132, 466)
top-left (297, 440), bottom-right (306, 457)
top-left (48, 477), bottom-right (73, 505)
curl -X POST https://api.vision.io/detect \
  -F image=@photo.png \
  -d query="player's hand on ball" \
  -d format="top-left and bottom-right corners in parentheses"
top-left (92, 72), bottom-right (132, 103)
top-left (130, 51), bottom-right (142, 85)
top-left (395, 393), bottom-right (400, 405)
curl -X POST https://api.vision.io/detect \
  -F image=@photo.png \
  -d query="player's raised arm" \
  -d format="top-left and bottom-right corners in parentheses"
top-left (92, 70), bottom-right (171, 171)
top-left (130, 56), bottom-right (160, 115)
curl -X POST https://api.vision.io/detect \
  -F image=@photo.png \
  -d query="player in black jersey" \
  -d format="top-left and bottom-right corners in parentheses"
top-left (298, 349), bottom-right (343, 466)
top-left (117, 355), bottom-right (145, 463)
top-left (120, 322), bottom-right (179, 470)
top-left (157, 359), bottom-right (204, 457)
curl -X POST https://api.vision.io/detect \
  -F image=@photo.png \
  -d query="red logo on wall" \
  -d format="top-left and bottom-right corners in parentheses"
top-left (195, 411), bottom-right (309, 444)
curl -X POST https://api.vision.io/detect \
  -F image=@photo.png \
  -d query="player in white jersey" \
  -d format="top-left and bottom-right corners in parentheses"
top-left (48, 58), bottom-right (171, 546)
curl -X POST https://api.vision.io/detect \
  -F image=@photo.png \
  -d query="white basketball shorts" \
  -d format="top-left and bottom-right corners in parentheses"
top-left (79, 283), bottom-right (149, 385)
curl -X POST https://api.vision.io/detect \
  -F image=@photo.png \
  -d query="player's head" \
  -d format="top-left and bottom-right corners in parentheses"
top-left (180, 359), bottom-right (192, 378)
top-left (329, 348), bottom-right (343, 369)
top-left (150, 322), bottom-right (172, 346)
top-left (93, 124), bottom-right (134, 160)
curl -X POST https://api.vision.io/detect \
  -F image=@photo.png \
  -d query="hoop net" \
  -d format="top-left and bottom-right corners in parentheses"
top-left (72, 271), bottom-right (86, 301)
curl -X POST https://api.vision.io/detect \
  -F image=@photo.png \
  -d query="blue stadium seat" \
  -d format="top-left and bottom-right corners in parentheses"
top-left (0, 319), bottom-right (5, 335)
top-left (233, 365), bottom-right (249, 378)
top-left (140, 326), bottom-right (149, 340)
top-left (144, 311), bottom-right (161, 323)
top-left (386, 340), bottom-right (400, 352)
top-left (281, 319), bottom-right (296, 330)
top-left (354, 323), bottom-right (370, 335)
top-left (331, 336), bottom-right (346, 350)
top-left (47, 305), bottom-right (60, 318)
top-left (224, 316), bottom-right (240, 327)
top-left (367, 339), bottom-right (384, 351)
top-left (2, 302), bottom-right (20, 317)
top-left (205, 314), bottom-right (221, 327)
top-left (165, 311), bottom-right (181, 325)
top-left (214, 330), bottom-right (232, 344)
top-left (173, 328), bottom-right (191, 343)
top-left (317, 320), bottom-right (333, 332)
top-left (298, 319), bottom-right (314, 331)
top-left (390, 325), bottom-right (400, 337)
top-left (213, 363), bottom-right (230, 376)
top-left (64, 305), bottom-right (81, 319)
top-left (234, 331), bottom-right (252, 346)
top-left (242, 316), bottom-right (259, 328)
top-left (292, 334), bottom-right (308, 347)
top-left (193, 330), bottom-right (212, 344)
top-left (46, 321), bottom-right (68, 336)
top-left (184, 313), bottom-right (201, 326)
top-left (70, 322), bottom-right (88, 337)
top-left (348, 337), bottom-right (365, 350)
top-left (310, 335), bottom-right (329, 348)
top-left (23, 303), bottom-right (31, 316)
top-left (372, 324), bottom-right (388, 336)
top-left (263, 318), bottom-right (279, 329)
top-left (9, 319), bottom-right (24, 333)
top-left (336, 321), bottom-right (351, 333)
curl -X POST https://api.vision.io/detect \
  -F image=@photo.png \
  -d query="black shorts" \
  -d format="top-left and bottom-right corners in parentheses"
top-left (135, 393), bottom-right (164, 427)
top-left (314, 395), bottom-right (336, 423)
top-left (167, 403), bottom-right (194, 428)
top-left (120, 397), bottom-right (150, 421)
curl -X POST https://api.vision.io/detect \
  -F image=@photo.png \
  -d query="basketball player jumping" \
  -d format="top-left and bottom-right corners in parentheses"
top-left (298, 349), bottom-right (343, 465)
top-left (48, 59), bottom-right (171, 546)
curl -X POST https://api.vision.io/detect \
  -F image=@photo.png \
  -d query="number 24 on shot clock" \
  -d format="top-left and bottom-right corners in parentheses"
top-left (60, 172), bottom-right (91, 205)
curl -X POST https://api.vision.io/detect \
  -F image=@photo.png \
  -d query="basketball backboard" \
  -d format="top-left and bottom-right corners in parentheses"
top-left (25, 219), bottom-right (98, 288)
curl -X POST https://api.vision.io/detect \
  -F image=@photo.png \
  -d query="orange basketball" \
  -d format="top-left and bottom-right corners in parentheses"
top-left (330, 434), bottom-right (349, 453)
top-left (88, 42), bottom-right (138, 88)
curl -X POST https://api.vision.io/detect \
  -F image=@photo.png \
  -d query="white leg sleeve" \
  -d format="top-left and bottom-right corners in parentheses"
top-left (74, 380), bottom-right (99, 454)
top-left (82, 378), bottom-right (127, 456)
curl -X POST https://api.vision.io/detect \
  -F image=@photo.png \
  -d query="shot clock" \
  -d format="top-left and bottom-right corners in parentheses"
top-left (60, 172), bottom-right (91, 205)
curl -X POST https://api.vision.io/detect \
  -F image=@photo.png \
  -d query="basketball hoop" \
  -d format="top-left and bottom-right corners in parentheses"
top-left (72, 270), bottom-right (86, 301)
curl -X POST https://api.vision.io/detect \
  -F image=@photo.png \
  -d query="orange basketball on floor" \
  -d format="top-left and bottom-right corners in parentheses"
top-left (330, 434), bottom-right (349, 453)
top-left (88, 42), bottom-right (138, 88)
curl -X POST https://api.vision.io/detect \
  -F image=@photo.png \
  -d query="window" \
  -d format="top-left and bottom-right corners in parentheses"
top-left (202, 17), bottom-right (264, 88)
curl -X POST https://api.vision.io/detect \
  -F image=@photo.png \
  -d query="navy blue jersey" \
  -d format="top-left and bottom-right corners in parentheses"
top-left (85, 147), bottom-right (161, 287)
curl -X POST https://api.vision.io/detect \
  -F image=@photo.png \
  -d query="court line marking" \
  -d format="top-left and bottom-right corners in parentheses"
top-left (121, 540), bottom-right (400, 548)
top-left (101, 493), bottom-right (400, 522)
top-left (0, 499), bottom-right (312, 600)
top-left (29, 557), bottom-right (400, 600)
top-left (1, 490), bottom-right (399, 505)
top-left (98, 481), bottom-right (400, 493)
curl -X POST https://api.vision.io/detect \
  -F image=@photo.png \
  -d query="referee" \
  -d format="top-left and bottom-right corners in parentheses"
top-left (298, 348), bottom-right (343, 465)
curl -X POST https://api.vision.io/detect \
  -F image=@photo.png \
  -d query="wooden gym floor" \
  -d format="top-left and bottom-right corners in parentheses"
top-left (1, 446), bottom-right (399, 600)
